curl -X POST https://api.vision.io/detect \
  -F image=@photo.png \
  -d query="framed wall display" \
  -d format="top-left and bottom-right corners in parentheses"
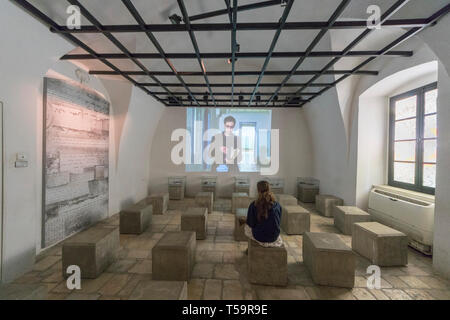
top-left (42, 77), bottom-right (110, 248)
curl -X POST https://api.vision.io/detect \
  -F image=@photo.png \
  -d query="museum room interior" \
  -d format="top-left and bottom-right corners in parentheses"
top-left (0, 0), bottom-right (450, 301)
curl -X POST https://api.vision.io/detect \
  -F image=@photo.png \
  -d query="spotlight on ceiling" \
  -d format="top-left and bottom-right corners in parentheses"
top-left (256, 93), bottom-right (261, 106)
top-left (169, 14), bottom-right (182, 25)
top-left (273, 95), bottom-right (278, 106)
top-left (239, 95), bottom-right (244, 106)
top-left (168, 96), bottom-right (179, 105)
top-left (227, 43), bottom-right (240, 64)
top-left (290, 96), bottom-right (302, 105)
top-left (203, 92), bottom-right (209, 103)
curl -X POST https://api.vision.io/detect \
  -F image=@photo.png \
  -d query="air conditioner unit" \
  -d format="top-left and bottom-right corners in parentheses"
top-left (368, 185), bottom-right (435, 255)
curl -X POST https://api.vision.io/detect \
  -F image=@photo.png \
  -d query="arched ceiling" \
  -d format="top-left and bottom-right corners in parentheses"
top-left (23, 0), bottom-right (450, 106)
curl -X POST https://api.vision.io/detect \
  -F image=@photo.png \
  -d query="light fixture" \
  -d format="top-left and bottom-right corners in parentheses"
top-left (227, 43), bottom-right (240, 64)
top-left (169, 14), bottom-right (182, 25)
top-left (281, 0), bottom-right (288, 7)
top-left (256, 93), bottom-right (261, 106)
top-left (168, 96), bottom-right (179, 105)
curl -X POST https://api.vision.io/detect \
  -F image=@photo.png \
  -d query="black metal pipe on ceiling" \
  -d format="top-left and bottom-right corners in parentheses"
top-left (121, 0), bottom-right (200, 107)
top-left (138, 82), bottom-right (332, 88)
top-left (61, 50), bottom-right (413, 60)
top-left (50, 19), bottom-right (431, 33)
top-left (284, 0), bottom-right (411, 106)
top-left (298, 3), bottom-right (450, 108)
top-left (266, 0), bottom-right (352, 107)
top-left (66, 0), bottom-right (179, 105)
top-left (13, 0), bottom-right (167, 105)
top-left (177, 0), bottom-right (217, 106)
top-left (189, 0), bottom-right (283, 21)
top-left (248, 0), bottom-right (295, 106)
top-left (89, 70), bottom-right (379, 76)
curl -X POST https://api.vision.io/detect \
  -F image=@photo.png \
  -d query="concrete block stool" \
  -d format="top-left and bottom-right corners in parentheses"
top-left (129, 280), bottom-right (187, 300)
top-left (281, 205), bottom-right (310, 235)
top-left (120, 202), bottom-right (152, 234)
top-left (232, 192), bottom-right (251, 214)
top-left (334, 206), bottom-right (371, 235)
top-left (297, 185), bottom-right (320, 203)
top-left (62, 226), bottom-right (119, 279)
top-left (234, 208), bottom-right (248, 241)
top-left (195, 192), bottom-right (214, 213)
top-left (148, 193), bottom-right (169, 215)
top-left (315, 194), bottom-right (343, 217)
top-left (169, 185), bottom-right (185, 200)
top-left (181, 207), bottom-right (207, 240)
top-left (276, 194), bottom-right (298, 206)
top-left (352, 222), bottom-right (408, 266)
top-left (235, 183), bottom-right (250, 194)
top-left (152, 231), bottom-right (196, 281)
top-left (303, 232), bottom-right (355, 288)
top-left (248, 240), bottom-right (288, 286)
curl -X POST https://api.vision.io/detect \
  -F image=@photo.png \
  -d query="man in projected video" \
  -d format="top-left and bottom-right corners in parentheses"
top-left (214, 115), bottom-right (241, 172)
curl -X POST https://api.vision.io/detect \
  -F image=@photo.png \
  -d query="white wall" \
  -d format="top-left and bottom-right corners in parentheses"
top-left (0, 1), bottom-right (75, 282)
top-left (0, 1), bottom-right (165, 282)
top-left (109, 84), bottom-right (164, 213)
top-left (356, 96), bottom-right (388, 210)
top-left (433, 62), bottom-right (450, 279)
top-left (355, 62), bottom-right (438, 209)
top-left (303, 14), bottom-right (450, 278)
top-left (148, 108), bottom-right (314, 198)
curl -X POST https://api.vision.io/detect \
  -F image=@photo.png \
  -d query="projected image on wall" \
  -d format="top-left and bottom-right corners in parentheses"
top-left (186, 108), bottom-right (272, 173)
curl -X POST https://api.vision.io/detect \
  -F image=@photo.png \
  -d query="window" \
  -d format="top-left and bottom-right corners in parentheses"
top-left (388, 82), bottom-right (438, 194)
top-left (240, 122), bottom-right (257, 171)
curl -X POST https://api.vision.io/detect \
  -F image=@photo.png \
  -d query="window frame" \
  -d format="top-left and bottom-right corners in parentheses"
top-left (388, 82), bottom-right (438, 195)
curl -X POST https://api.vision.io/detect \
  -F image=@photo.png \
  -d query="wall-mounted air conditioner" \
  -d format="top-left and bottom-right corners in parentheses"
top-left (368, 185), bottom-right (435, 255)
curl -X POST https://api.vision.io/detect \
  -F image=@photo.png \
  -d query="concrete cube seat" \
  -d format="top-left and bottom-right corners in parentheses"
top-left (62, 226), bottom-right (119, 279)
top-left (334, 206), bottom-right (371, 235)
top-left (235, 184), bottom-right (250, 194)
top-left (147, 193), bottom-right (169, 215)
top-left (297, 185), bottom-right (320, 203)
top-left (232, 192), bottom-right (251, 214)
top-left (352, 222), bottom-right (408, 266)
top-left (181, 207), bottom-right (207, 240)
top-left (303, 232), bottom-right (355, 288)
top-left (234, 208), bottom-right (248, 241)
top-left (119, 202), bottom-right (152, 234)
top-left (271, 187), bottom-right (284, 194)
top-left (195, 192), bottom-right (214, 213)
top-left (152, 231), bottom-right (196, 281)
top-left (248, 240), bottom-right (288, 286)
top-left (129, 280), bottom-right (188, 300)
top-left (169, 185), bottom-right (185, 200)
top-left (315, 194), bottom-right (344, 217)
top-left (201, 185), bottom-right (216, 200)
top-left (276, 194), bottom-right (298, 206)
top-left (281, 205), bottom-right (310, 235)
top-left (129, 280), bottom-right (187, 300)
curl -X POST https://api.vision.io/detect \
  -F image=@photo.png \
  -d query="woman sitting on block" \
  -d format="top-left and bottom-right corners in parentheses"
top-left (239, 180), bottom-right (283, 248)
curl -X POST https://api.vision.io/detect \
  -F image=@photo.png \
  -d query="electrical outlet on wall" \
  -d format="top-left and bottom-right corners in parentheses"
top-left (15, 152), bottom-right (28, 168)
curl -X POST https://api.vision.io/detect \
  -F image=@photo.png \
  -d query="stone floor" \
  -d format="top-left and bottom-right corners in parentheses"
top-left (2, 198), bottom-right (450, 300)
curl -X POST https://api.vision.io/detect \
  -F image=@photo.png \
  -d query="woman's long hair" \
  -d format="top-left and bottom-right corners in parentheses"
top-left (254, 180), bottom-right (276, 222)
